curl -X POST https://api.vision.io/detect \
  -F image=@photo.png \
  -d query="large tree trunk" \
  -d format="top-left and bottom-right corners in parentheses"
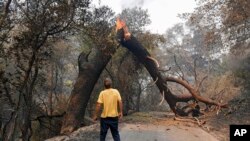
top-left (60, 48), bottom-right (112, 134)
top-left (119, 35), bottom-right (186, 114)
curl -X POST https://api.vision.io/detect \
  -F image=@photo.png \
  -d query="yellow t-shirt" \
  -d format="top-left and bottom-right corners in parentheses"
top-left (97, 88), bottom-right (122, 118)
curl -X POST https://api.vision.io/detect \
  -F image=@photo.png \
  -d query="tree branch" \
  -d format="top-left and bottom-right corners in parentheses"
top-left (166, 76), bottom-right (227, 108)
top-left (173, 55), bottom-right (185, 80)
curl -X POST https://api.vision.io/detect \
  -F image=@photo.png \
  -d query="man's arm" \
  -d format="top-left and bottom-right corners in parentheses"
top-left (118, 100), bottom-right (123, 119)
top-left (92, 102), bottom-right (101, 121)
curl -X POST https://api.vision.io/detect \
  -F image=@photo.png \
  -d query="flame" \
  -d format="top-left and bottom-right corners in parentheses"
top-left (116, 18), bottom-right (131, 40)
top-left (116, 18), bottom-right (125, 32)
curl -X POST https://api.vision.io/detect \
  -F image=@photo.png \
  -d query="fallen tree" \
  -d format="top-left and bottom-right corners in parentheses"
top-left (115, 18), bottom-right (227, 116)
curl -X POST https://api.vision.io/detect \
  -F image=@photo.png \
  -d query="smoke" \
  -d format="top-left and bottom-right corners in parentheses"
top-left (137, 0), bottom-right (146, 6)
top-left (121, 0), bottom-right (148, 9)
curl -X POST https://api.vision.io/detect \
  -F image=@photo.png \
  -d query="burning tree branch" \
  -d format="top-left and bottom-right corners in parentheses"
top-left (115, 18), bottom-right (227, 116)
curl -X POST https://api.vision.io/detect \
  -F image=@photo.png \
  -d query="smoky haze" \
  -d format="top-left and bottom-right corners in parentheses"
top-left (121, 0), bottom-right (148, 9)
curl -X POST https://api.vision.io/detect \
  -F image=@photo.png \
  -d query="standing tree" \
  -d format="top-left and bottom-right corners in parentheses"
top-left (0, 0), bottom-right (90, 140)
top-left (60, 6), bottom-right (117, 134)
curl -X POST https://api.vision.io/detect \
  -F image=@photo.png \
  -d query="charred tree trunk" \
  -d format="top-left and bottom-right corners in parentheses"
top-left (60, 48), bottom-right (112, 134)
top-left (118, 35), bottom-right (186, 114)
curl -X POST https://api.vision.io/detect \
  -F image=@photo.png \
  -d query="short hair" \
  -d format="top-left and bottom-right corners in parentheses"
top-left (104, 77), bottom-right (112, 88)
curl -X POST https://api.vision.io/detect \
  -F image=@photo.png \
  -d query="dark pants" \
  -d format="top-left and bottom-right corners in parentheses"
top-left (100, 117), bottom-right (120, 141)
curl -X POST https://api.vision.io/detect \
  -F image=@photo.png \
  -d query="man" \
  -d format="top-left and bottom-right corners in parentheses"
top-left (93, 77), bottom-right (123, 141)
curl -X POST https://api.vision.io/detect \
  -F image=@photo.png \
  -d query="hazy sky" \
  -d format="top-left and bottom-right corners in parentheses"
top-left (93, 0), bottom-right (197, 34)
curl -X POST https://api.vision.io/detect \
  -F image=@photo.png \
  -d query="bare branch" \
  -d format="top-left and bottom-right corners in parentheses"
top-left (193, 58), bottom-right (198, 85)
top-left (174, 116), bottom-right (206, 126)
top-left (166, 76), bottom-right (228, 108)
top-left (173, 55), bottom-right (185, 80)
top-left (196, 75), bottom-right (208, 92)
top-left (4, 0), bottom-right (12, 15)
top-left (148, 77), bottom-right (158, 87)
top-left (158, 91), bottom-right (165, 106)
top-left (0, 0), bottom-right (12, 26)
top-left (146, 56), bottom-right (160, 68)
top-left (158, 67), bottom-right (171, 72)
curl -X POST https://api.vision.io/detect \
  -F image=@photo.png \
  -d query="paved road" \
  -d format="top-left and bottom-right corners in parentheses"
top-left (46, 123), bottom-right (219, 141)
top-left (105, 123), bottom-right (218, 141)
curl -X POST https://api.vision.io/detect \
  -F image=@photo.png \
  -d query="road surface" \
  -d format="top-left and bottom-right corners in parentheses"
top-left (46, 123), bottom-right (219, 141)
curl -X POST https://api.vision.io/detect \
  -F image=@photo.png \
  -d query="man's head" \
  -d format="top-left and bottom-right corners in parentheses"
top-left (104, 77), bottom-right (112, 89)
